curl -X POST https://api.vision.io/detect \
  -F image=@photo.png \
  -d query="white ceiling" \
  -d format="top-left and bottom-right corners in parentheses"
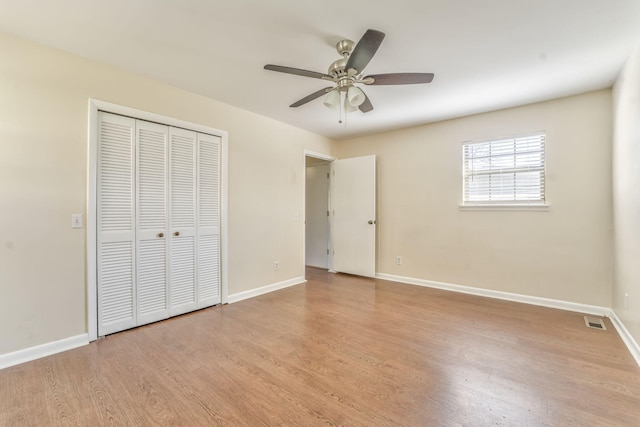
top-left (1, 0), bottom-right (639, 140)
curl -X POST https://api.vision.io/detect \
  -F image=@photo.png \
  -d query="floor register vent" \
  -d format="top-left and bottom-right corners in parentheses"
top-left (584, 316), bottom-right (606, 330)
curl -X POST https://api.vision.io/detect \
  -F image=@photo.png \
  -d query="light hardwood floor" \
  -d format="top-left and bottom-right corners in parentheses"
top-left (2, 268), bottom-right (640, 426)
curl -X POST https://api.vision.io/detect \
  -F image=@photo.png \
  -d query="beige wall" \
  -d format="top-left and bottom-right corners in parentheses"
top-left (0, 28), bottom-right (625, 360)
top-left (0, 32), bottom-right (332, 355)
top-left (612, 43), bottom-right (640, 344)
top-left (333, 90), bottom-right (613, 306)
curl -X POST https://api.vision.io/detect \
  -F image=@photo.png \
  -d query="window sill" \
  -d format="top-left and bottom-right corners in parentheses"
top-left (459, 204), bottom-right (550, 211)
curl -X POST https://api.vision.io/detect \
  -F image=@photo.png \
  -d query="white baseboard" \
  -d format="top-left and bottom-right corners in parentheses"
top-left (227, 276), bottom-right (306, 304)
top-left (0, 278), bottom-right (306, 370)
top-left (0, 334), bottom-right (89, 370)
top-left (376, 272), bottom-right (640, 367)
top-left (4, 276), bottom-right (638, 371)
top-left (376, 273), bottom-right (610, 316)
top-left (608, 310), bottom-right (640, 367)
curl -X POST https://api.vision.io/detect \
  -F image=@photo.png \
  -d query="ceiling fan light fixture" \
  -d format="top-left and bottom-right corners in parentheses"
top-left (347, 86), bottom-right (365, 107)
top-left (323, 90), bottom-right (340, 110)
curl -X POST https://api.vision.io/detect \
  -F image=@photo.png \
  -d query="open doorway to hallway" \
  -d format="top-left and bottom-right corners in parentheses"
top-left (305, 156), bottom-right (330, 269)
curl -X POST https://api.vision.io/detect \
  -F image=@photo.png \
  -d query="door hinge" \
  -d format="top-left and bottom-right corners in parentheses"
top-left (327, 249), bottom-right (330, 255)
top-left (327, 210), bottom-right (329, 217)
top-left (327, 172), bottom-right (330, 179)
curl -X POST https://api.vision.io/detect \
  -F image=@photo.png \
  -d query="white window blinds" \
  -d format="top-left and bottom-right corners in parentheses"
top-left (463, 133), bottom-right (545, 205)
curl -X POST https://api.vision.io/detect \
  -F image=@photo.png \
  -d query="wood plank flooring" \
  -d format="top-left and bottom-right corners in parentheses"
top-left (2, 267), bottom-right (640, 426)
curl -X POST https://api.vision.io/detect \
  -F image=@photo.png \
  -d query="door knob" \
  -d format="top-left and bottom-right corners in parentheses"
top-left (174, 231), bottom-right (180, 236)
top-left (368, 220), bottom-right (375, 225)
top-left (158, 233), bottom-right (164, 238)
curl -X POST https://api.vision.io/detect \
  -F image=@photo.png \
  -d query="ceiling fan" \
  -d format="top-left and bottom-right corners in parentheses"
top-left (264, 29), bottom-right (434, 115)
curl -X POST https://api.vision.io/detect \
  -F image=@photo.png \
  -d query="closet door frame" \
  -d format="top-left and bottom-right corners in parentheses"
top-left (87, 99), bottom-right (229, 341)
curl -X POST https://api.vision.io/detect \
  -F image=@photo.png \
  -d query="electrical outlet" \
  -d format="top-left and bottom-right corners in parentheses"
top-left (274, 261), bottom-right (280, 271)
top-left (396, 256), bottom-right (402, 265)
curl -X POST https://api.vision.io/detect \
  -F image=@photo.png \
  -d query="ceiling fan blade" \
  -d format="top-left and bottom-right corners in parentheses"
top-left (359, 93), bottom-right (374, 113)
top-left (290, 87), bottom-right (334, 107)
top-left (264, 64), bottom-right (333, 80)
top-left (363, 73), bottom-right (435, 85)
top-left (346, 29), bottom-right (385, 73)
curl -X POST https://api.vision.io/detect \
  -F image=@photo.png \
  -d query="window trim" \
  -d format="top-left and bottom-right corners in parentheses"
top-left (460, 132), bottom-right (548, 210)
top-left (459, 204), bottom-right (550, 211)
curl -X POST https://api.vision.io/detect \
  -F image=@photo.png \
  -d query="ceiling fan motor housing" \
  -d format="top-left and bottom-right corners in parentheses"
top-left (329, 39), bottom-right (357, 78)
top-left (328, 58), bottom-right (348, 77)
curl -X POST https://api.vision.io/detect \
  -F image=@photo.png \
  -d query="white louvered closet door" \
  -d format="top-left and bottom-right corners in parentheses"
top-left (135, 120), bottom-right (170, 326)
top-left (197, 133), bottom-right (222, 307)
top-left (97, 112), bottom-right (137, 336)
top-left (169, 127), bottom-right (198, 316)
top-left (97, 113), bottom-right (222, 336)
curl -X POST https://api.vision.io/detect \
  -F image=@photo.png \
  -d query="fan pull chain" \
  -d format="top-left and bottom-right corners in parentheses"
top-left (343, 102), bottom-right (348, 127)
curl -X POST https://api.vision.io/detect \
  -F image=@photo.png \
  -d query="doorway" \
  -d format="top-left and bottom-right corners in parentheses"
top-left (304, 151), bottom-right (377, 278)
top-left (305, 154), bottom-right (331, 269)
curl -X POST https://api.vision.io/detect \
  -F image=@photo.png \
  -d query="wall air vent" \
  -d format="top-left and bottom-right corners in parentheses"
top-left (584, 316), bottom-right (606, 330)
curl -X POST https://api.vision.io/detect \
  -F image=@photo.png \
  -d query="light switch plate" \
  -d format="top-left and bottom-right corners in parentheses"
top-left (71, 214), bottom-right (83, 229)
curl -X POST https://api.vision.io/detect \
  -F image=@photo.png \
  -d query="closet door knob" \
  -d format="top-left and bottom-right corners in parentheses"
top-left (158, 233), bottom-right (164, 238)
top-left (174, 231), bottom-right (180, 236)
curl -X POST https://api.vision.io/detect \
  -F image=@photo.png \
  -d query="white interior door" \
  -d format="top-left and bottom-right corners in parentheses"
top-left (197, 132), bottom-right (222, 307)
top-left (168, 127), bottom-right (198, 316)
top-left (97, 112), bottom-right (137, 336)
top-left (135, 120), bottom-right (169, 326)
top-left (331, 155), bottom-right (376, 277)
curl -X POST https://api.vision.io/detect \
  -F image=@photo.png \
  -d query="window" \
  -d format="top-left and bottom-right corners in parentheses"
top-left (462, 133), bottom-right (546, 207)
